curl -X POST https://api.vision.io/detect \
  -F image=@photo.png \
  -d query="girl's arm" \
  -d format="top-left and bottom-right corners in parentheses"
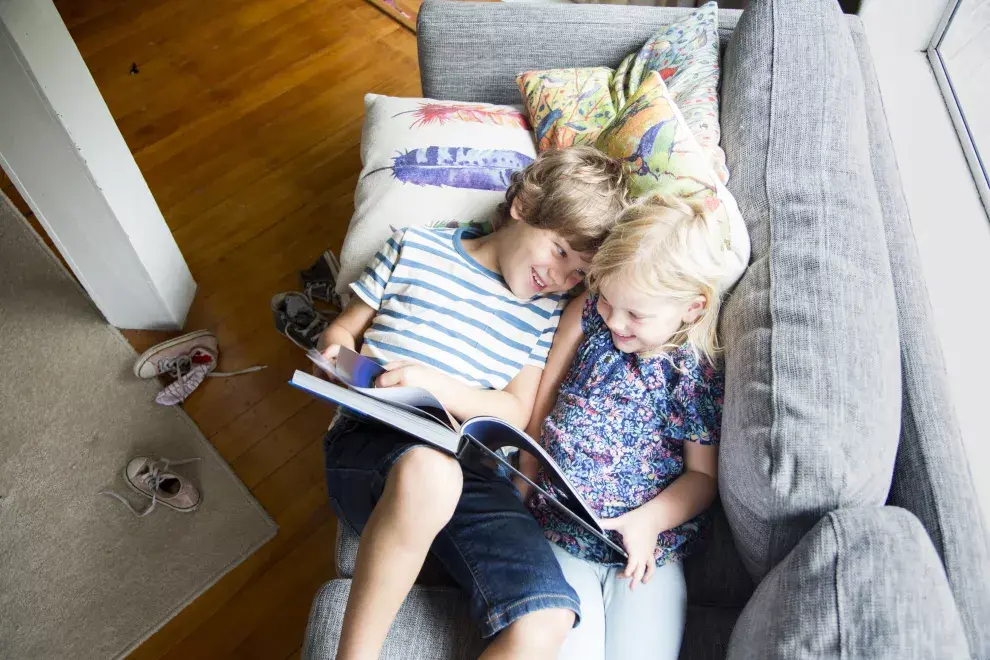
top-left (515, 290), bottom-right (588, 498)
top-left (601, 441), bottom-right (719, 588)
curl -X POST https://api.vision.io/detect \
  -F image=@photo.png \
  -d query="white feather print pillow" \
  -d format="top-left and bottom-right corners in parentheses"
top-left (335, 94), bottom-right (538, 294)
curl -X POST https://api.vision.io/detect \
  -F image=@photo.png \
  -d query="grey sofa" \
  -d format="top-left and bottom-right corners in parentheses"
top-left (304, 1), bottom-right (990, 658)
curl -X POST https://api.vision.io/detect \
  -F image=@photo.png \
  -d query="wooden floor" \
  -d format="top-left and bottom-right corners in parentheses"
top-left (3, 0), bottom-right (420, 657)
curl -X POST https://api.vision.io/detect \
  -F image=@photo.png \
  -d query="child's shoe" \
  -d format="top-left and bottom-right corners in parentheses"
top-left (134, 330), bottom-right (266, 406)
top-left (133, 329), bottom-right (218, 379)
top-left (299, 249), bottom-right (345, 310)
top-left (100, 457), bottom-right (201, 517)
top-left (271, 291), bottom-right (330, 350)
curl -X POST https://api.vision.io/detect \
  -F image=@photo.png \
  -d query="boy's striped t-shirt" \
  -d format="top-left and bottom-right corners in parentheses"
top-left (350, 226), bottom-right (567, 391)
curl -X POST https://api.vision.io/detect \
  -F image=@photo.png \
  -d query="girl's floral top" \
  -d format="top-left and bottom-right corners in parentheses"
top-left (529, 294), bottom-right (723, 567)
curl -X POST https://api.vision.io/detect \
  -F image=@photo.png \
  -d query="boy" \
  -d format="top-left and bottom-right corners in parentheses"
top-left (318, 147), bottom-right (628, 659)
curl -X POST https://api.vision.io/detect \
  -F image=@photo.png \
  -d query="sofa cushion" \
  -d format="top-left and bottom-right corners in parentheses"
top-left (717, 0), bottom-right (901, 579)
top-left (682, 501), bottom-right (754, 609)
top-left (304, 580), bottom-right (484, 660)
top-left (680, 604), bottom-right (740, 660)
top-left (726, 507), bottom-right (970, 659)
top-left (848, 22), bottom-right (990, 658)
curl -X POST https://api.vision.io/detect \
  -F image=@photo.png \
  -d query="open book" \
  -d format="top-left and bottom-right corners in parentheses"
top-left (291, 347), bottom-right (626, 559)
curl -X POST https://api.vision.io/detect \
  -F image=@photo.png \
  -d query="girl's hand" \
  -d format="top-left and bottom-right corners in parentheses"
top-left (600, 507), bottom-right (662, 590)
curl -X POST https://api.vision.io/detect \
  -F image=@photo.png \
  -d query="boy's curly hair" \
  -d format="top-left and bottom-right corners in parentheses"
top-left (494, 146), bottom-right (629, 253)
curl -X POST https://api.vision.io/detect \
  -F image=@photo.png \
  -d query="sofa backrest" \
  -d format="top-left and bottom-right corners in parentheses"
top-left (417, 0), bottom-right (741, 105)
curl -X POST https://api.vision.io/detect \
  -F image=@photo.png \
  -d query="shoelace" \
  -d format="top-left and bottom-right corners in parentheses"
top-left (99, 457), bottom-right (200, 517)
top-left (159, 355), bottom-right (266, 404)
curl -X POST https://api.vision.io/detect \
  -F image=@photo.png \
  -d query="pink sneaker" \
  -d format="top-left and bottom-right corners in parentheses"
top-left (133, 330), bottom-right (266, 406)
top-left (133, 330), bottom-right (219, 379)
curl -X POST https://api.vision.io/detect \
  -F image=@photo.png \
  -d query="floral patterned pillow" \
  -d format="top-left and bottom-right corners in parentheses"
top-left (598, 71), bottom-right (749, 287)
top-left (615, 2), bottom-right (725, 179)
top-left (597, 71), bottom-right (714, 200)
top-left (516, 68), bottom-right (617, 152)
top-left (518, 2), bottom-right (728, 182)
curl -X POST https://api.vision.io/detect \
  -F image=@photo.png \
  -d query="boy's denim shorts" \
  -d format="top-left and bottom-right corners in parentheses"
top-left (323, 412), bottom-right (581, 638)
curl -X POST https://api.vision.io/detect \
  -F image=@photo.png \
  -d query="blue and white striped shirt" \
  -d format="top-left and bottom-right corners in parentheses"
top-left (350, 227), bottom-right (567, 391)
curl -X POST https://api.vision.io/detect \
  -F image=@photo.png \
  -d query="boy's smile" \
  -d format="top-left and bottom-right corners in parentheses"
top-left (464, 212), bottom-right (592, 299)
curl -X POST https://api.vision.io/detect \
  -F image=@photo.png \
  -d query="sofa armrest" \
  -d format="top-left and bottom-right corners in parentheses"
top-left (727, 507), bottom-right (969, 659)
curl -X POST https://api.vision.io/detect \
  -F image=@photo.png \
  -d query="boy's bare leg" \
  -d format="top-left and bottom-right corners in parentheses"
top-left (336, 447), bottom-right (464, 660)
top-left (480, 608), bottom-right (575, 659)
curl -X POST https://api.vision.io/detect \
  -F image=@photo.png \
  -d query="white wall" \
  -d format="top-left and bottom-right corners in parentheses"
top-left (0, 0), bottom-right (195, 330)
top-left (861, 0), bottom-right (990, 526)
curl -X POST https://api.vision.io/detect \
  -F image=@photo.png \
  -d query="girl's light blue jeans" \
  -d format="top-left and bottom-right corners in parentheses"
top-left (551, 543), bottom-right (687, 660)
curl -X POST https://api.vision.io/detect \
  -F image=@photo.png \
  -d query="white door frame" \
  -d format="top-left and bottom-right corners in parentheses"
top-left (0, 0), bottom-right (195, 330)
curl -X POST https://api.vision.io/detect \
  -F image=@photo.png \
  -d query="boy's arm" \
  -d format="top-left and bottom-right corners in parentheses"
top-left (375, 362), bottom-right (542, 430)
top-left (315, 297), bottom-right (377, 371)
top-left (375, 291), bottom-right (589, 430)
top-left (514, 290), bottom-right (588, 498)
top-left (601, 442), bottom-right (719, 587)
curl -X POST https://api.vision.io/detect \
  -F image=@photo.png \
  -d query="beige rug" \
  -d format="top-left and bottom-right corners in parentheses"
top-left (0, 192), bottom-right (278, 659)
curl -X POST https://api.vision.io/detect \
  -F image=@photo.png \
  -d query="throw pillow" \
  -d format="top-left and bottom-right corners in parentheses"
top-left (335, 94), bottom-right (537, 294)
top-left (519, 2), bottom-right (728, 182)
top-left (595, 71), bottom-right (714, 202)
top-left (616, 1), bottom-right (727, 182)
top-left (516, 68), bottom-right (750, 288)
top-left (516, 67), bottom-right (616, 152)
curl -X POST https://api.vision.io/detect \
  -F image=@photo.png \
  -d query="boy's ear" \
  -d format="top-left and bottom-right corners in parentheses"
top-left (682, 295), bottom-right (707, 324)
top-left (509, 197), bottom-right (524, 223)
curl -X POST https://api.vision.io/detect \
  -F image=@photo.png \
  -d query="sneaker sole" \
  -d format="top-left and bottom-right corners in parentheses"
top-left (122, 465), bottom-right (201, 513)
top-left (132, 329), bottom-right (216, 379)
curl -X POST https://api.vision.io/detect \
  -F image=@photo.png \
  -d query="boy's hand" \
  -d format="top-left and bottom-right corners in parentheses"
top-left (600, 507), bottom-right (662, 590)
top-left (376, 360), bottom-right (453, 394)
top-left (312, 343), bottom-right (342, 381)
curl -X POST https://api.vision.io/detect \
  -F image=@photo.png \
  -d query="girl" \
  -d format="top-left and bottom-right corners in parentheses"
top-left (519, 194), bottom-right (737, 660)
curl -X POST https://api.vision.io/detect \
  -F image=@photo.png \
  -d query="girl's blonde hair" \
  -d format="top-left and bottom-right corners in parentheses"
top-left (587, 194), bottom-right (734, 365)
top-left (494, 146), bottom-right (629, 252)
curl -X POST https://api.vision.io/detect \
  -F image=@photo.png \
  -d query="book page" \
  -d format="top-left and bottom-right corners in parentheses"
top-left (459, 417), bottom-right (623, 555)
top-left (307, 348), bottom-right (457, 430)
top-left (290, 371), bottom-right (460, 453)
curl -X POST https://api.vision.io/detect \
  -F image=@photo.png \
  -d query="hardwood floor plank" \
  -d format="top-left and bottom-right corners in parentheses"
top-left (209, 385), bottom-right (313, 460)
top-left (229, 570), bottom-right (328, 660)
top-left (251, 436), bottom-right (327, 517)
top-left (232, 400), bottom-right (334, 489)
top-left (32, 0), bottom-right (422, 656)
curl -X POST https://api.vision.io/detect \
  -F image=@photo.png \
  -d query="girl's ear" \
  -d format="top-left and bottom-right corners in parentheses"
top-left (682, 295), bottom-right (707, 324)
